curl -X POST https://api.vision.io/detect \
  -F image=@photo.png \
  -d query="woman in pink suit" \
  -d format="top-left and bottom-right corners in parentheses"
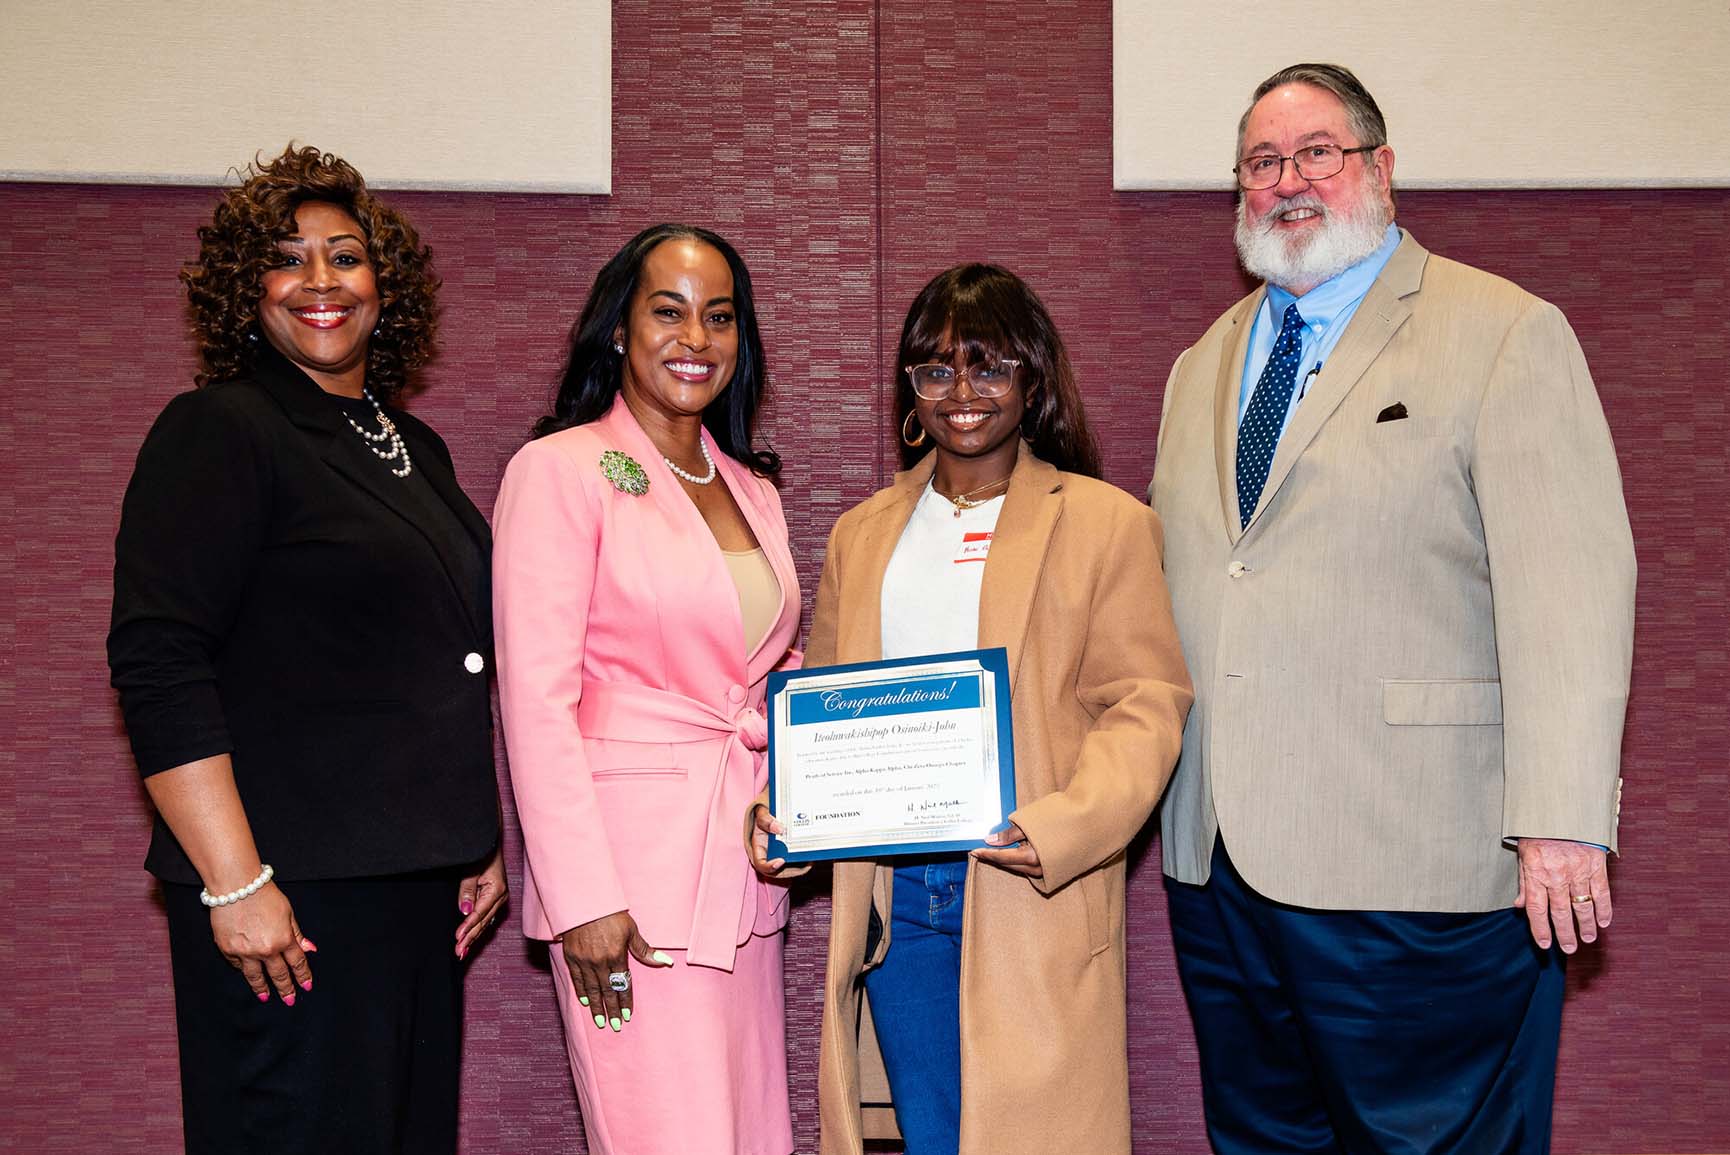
top-left (493, 224), bottom-right (800, 1154)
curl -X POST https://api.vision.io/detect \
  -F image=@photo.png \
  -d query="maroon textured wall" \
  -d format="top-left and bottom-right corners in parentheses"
top-left (2, 1), bottom-right (1726, 1150)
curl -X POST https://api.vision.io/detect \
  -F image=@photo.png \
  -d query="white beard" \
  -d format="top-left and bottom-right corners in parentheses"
top-left (1234, 176), bottom-right (1390, 294)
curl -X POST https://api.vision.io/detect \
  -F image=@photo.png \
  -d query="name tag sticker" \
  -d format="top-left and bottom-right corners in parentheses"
top-left (955, 531), bottom-right (993, 564)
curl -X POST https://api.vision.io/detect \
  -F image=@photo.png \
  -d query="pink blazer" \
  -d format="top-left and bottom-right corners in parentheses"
top-left (493, 397), bottom-right (801, 971)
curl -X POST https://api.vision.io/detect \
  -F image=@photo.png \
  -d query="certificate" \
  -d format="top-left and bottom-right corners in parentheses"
top-left (765, 648), bottom-right (1016, 863)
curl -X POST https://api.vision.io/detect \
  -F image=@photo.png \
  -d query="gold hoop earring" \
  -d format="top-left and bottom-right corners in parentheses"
top-left (901, 410), bottom-right (928, 448)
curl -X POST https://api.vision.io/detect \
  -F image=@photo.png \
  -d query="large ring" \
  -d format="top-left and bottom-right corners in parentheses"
top-left (608, 971), bottom-right (630, 992)
top-left (1571, 894), bottom-right (1593, 904)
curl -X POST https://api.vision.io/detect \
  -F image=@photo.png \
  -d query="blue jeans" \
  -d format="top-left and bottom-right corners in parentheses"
top-left (861, 859), bottom-right (967, 1154)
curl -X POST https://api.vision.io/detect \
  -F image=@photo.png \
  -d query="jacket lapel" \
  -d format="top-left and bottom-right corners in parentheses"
top-left (1213, 292), bottom-right (1263, 546)
top-left (599, 399), bottom-right (803, 681)
top-left (398, 420), bottom-right (492, 639)
top-left (1241, 230), bottom-right (1427, 536)
top-left (839, 446), bottom-right (1063, 684)
top-left (413, 436), bottom-right (492, 556)
top-left (977, 445), bottom-right (1063, 693)
top-left (836, 455), bottom-right (934, 665)
top-left (251, 347), bottom-right (487, 636)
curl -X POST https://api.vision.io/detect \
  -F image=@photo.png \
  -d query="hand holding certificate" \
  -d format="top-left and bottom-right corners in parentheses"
top-left (764, 648), bottom-right (1016, 863)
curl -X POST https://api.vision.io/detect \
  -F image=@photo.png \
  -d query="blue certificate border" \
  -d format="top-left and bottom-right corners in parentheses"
top-left (765, 647), bottom-right (1017, 863)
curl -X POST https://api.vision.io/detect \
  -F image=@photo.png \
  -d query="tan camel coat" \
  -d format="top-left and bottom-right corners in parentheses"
top-left (1149, 231), bottom-right (1633, 907)
top-left (807, 445), bottom-right (1193, 1154)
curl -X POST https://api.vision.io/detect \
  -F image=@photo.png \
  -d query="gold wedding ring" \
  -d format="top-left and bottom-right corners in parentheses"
top-left (1571, 894), bottom-right (1593, 904)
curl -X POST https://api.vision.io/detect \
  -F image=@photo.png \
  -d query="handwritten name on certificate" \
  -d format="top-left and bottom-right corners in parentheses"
top-left (766, 649), bottom-right (1016, 862)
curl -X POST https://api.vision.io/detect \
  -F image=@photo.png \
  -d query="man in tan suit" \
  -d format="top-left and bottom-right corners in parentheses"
top-left (1148, 63), bottom-right (1635, 1153)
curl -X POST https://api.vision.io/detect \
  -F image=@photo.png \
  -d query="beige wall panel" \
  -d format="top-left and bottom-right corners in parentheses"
top-left (1113, 0), bottom-right (1730, 189)
top-left (0, 0), bottom-right (610, 192)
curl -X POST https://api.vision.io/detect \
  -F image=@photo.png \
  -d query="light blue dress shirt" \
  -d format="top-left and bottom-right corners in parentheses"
top-left (1239, 223), bottom-right (1403, 433)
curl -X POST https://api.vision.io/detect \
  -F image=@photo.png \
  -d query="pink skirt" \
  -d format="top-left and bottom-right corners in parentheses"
top-left (550, 929), bottom-right (793, 1155)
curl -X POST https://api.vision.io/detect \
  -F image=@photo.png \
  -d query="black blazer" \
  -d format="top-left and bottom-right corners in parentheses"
top-left (109, 346), bottom-right (499, 883)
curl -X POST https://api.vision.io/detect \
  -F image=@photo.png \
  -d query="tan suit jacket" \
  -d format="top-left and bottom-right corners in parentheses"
top-left (1149, 230), bottom-right (1635, 912)
top-left (811, 446), bottom-right (1192, 1154)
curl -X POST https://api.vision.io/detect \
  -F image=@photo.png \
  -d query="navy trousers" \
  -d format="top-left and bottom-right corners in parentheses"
top-left (1165, 840), bottom-right (1565, 1155)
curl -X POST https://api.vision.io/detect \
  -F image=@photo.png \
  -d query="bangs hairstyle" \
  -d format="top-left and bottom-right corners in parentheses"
top-left (533, 223), bottom-right (780, 477)
top-left (181, 145), bottom-right (438, 398)
top-left (895, 264), bottom-right (1101, 477)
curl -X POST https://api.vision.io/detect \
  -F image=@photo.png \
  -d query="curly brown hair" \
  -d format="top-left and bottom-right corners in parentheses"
top-left (181, 145), bottom-right (439, 398)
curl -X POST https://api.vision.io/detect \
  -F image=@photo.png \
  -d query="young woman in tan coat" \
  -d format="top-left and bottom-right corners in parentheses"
top-left (750, 264), bottom-right (1193, 1153)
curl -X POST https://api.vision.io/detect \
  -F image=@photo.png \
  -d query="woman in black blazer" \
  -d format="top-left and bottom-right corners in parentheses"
top-left (107, 146), bottom-right (506, 1155)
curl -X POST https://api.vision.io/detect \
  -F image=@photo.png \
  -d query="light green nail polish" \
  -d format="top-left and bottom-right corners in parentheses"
top-left (609, 1017), bottom-right (622, 1032)
top-left (578, 996), bottom-right (589, 1006)
top-left (622, 1008), bottom-right (631, 1022)
top-left (651, 950), bottom-right (674, 965)
top-left (594, 1014), bottom-right (605, 1029)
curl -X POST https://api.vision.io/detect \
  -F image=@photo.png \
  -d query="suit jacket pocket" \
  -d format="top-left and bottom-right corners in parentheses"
top-left (1382, 678), bottom-right (1503, 725)
top-left (585, 737), bottom-right (684, 777)
top-left (1367, 415), bottom-right (1460, 442)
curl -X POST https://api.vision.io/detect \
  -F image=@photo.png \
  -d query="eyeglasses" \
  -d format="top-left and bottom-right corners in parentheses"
top-left (1234, 144), bottom-right (1379, 190)
top-left (904, 359), bottom-right (1021, 401)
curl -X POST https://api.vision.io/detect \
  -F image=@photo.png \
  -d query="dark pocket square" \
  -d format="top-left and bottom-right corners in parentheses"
top-left (1375, 402), bottom-right (1409, 423)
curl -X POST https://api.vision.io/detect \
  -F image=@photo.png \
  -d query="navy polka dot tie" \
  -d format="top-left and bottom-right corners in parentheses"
top-left (1236, 303), bottom-right (1305, 528)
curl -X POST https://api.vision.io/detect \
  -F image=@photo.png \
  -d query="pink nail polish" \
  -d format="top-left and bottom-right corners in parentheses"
top-left (284, 993), bottom-right (296, 1007)
top-left (257, 991), bottom-right (270, 1002)
top-left (300, 979), bottom-right (312, 992)
top-left (301, 938), bottom-right (318, 952)
top-left (459, 900), bottom-right (474, 915)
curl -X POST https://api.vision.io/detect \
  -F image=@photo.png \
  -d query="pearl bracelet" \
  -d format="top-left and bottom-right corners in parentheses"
top-left (200, 864), bottom-right (274, 908)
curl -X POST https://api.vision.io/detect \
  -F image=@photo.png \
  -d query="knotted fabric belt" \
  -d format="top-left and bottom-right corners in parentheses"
top-left (575, 681), bottom-right (767, 971)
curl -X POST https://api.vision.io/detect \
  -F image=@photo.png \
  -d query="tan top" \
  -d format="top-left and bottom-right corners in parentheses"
top-left (722, 547), bottom-right (782, 653)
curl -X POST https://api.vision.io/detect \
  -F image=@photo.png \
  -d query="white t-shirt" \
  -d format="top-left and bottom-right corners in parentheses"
top-left (880, 483), bottom-right (1005, 660)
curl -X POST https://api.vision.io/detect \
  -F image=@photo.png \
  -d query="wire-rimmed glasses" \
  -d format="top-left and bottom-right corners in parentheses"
top-left (904, 359), bottom-right (1021, 401)
top-left (1234, 144), bottom-right (1379, 190)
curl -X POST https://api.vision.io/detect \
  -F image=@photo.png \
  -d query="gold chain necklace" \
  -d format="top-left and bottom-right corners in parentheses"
top-left (934, 473), bottom-right (1011, 516)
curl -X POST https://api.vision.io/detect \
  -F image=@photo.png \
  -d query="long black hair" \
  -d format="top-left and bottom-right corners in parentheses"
top-left (533, 223), bottom-right (780, 476)
top-left (895, 263), bottom-right (1102, 477)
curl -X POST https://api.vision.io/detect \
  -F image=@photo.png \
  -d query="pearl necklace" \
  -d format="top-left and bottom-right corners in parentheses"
top-left (663, 437), bottom-right (717, 486)
top-left (344, 389), bottom-right (413, 478)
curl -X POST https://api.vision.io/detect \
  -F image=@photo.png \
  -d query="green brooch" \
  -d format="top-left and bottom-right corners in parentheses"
top-left (599, 450), bottom-right (649, 496)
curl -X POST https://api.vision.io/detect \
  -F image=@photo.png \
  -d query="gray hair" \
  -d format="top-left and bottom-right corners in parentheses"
top-left (1236, 63), bottom-right (1389, 157)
